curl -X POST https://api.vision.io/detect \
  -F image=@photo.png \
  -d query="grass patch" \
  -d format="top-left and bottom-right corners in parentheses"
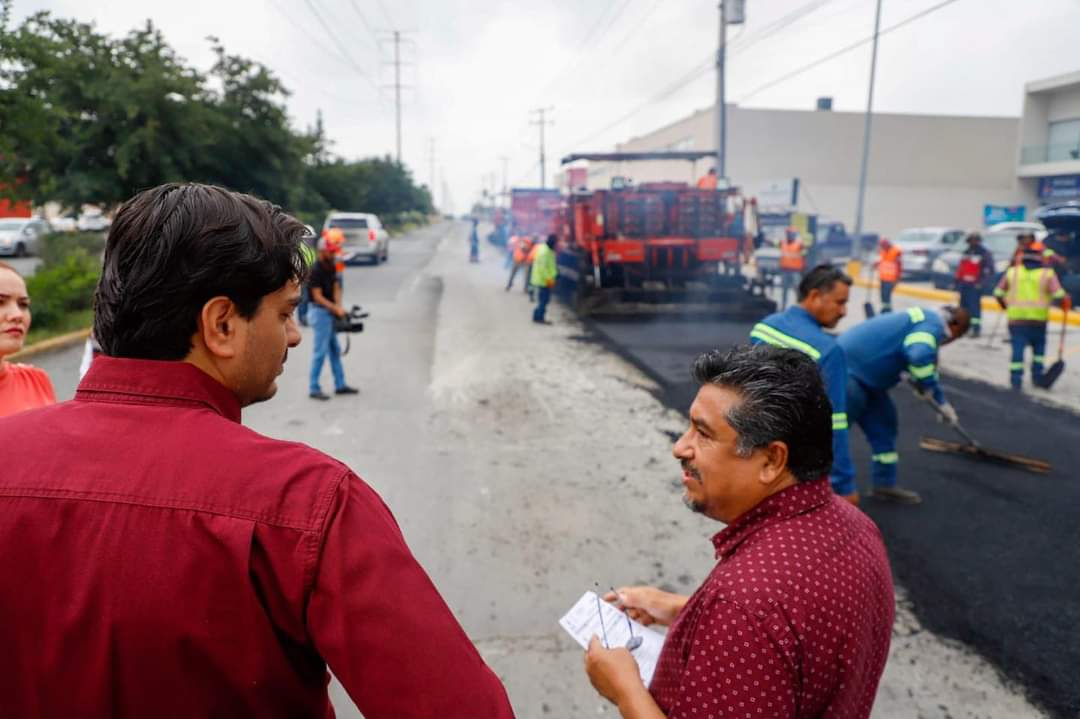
top-left (25, 307), bottom-right (93, 346)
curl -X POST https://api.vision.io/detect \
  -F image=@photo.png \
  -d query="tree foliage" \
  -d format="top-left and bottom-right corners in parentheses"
top-left (0, 2), bottom-right (432, 222)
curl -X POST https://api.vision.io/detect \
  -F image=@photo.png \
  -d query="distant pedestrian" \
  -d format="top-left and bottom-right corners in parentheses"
top-left (954, 232), bottom-right (994, 337)
top-left (0, 261), bottom-right (56, 418)
top-left (994, 244), bottom-right (1071, 389)
top-left (308, 232), bottom-right (358, 400)
top-left (0, 183), bottom-right (515, 718)
top-left (777, 226), bottom-right (806, 310)
top-left (530, 234), bottom-right (558, 324)
top-left (875, 237), bottom-right (902, 313)
top-left (469, 218), bottom-right (480, 263)
top-left (506, 234), bottom-right (532, 291)
top-left (585, 345), bottom-right (894, 719)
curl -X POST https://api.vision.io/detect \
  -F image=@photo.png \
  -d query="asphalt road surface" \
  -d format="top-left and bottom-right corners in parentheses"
top-left (588, 313), bottom-right (1079, 718)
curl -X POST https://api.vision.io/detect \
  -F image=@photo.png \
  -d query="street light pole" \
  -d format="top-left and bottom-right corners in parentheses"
top-left (853, 0), bottom-right (883, 253)
top-left (716, 0), bottom-right (727, 179)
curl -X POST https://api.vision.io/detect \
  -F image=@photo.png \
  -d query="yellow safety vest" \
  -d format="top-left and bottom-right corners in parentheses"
top-left (994, 265), bottom-right (1064, 323)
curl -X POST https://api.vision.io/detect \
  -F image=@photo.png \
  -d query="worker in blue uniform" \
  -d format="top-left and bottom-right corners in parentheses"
top-left (838, 305), bottom-right (971, 505)
top-left (750, 265), bottom-right (858, 503)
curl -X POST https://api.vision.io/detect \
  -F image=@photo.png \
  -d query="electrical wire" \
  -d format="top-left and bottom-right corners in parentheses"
top-left (374, 0), bottom-right (396, 29)
top-left (738, 0), bottom-right (966, 102)
top-left (301, 0), bottom-right (381, 93)
top-left (345, 0), bottom-right (382, 48)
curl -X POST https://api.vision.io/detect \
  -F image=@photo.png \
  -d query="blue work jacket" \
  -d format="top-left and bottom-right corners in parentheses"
top-left (749, 306), bottom-right (854, 490)
top-left (839, 307), bottom-right (947, 404)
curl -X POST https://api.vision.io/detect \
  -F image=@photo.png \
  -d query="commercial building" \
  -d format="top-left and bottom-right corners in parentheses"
top-left (1017, 70), bottom-right (1080, 207)
top-left (577, 102), bottom-right (1035, 238)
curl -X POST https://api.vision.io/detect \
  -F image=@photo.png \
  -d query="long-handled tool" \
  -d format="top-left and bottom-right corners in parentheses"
top-left (914, 387), bottom-right (1051, 474)
top-left (1037, 307), bottom-right (1068, 389)
top-left (982, 309), bottom-right (1004, 350)
top-left (862, 257), bottom-right (876, 318)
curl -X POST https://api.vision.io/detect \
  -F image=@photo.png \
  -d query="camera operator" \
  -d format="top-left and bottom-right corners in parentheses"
top-left (308, 234), bottom-right (358, 400)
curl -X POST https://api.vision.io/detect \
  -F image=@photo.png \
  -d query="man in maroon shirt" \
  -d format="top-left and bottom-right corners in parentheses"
top-left (584, 345), bottom-right (895, 719)
top-left (0, 183), bottom-right (514, 719)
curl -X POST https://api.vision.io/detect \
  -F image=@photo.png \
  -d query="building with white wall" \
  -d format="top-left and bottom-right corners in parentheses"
top-left (1017, 70), bottom-right (1080, 206)
top-left (576, 102), bottom-right (1034, 238)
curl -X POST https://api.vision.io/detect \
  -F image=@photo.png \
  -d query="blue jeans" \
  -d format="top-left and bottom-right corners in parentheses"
top-left (1008, 324), bottom-right (1047, 389)
top-left (533, 286), bottom-right (551, 322)
top-left (847, 377), bottom-right (899, 489)
top-left (309, 306), bottom-right (346, 394)
top-left (880, 281), bottom-right (895, 313)
top-left (297, 285), bottom-right (310, 325)
top-left (780, 270), bottom-right (799, 310)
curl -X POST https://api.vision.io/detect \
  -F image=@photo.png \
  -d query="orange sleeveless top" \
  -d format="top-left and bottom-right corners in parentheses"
top-left (0, 362), bottom-right (57, 418)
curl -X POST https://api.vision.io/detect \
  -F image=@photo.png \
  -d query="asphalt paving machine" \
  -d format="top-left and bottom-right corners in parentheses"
top-left (555, 152), bottom-right (775, 318)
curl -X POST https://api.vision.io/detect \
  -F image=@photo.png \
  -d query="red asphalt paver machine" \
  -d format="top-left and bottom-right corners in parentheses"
top-left (555, 151), bottom-right (775, 319)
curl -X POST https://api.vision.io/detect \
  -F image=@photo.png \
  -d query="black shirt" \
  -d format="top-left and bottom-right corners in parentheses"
top-left (309, 259), bottom-right (337, 306)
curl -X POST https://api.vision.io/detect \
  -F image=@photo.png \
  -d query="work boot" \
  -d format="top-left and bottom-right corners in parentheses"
top-left (869, 486), bottom-right (922, 505)
top-left (309, 391), bottom-right (331, 401)
top-left (334, 386), bottom-right (359, 395)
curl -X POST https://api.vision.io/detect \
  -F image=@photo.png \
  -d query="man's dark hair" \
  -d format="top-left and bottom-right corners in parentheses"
top-left (546, 233), bottom-right (557, 247)
top-left (94, 183), bottom-right (308, 360)
top-left (691, 344), bottom-right (833, 483)
top-left (797, 264), bottom-right (852, 302)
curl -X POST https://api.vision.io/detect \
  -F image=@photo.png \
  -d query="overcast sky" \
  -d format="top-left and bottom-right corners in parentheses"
top-left (12, 0), bottom-right (1080, 212)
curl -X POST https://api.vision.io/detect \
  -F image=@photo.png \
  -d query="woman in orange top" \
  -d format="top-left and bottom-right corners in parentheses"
top-left (0, 261), bottom-right (57, 418)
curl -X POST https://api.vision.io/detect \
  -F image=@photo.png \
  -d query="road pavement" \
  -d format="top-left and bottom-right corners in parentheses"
top-left (21, 222), bottom-right (1053, 717)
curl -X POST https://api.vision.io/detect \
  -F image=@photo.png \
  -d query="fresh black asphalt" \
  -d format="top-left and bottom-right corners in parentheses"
top-left (586, 314), bottom-right (1080, 718)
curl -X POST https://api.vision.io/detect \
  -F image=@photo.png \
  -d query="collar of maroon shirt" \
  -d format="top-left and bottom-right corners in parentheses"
top-left (78, 356), bottom-right (241, 423)
top-left (710, 477), bottom-right (832, 560)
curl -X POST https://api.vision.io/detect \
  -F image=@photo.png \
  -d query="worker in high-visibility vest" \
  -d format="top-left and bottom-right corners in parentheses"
top-left (954, 232), bottom-right (994, 338)
top-left (1012, 231), bottom-right (1063, 267)
top-left (696, 167), bottom-right (718, 190)
top-left (505, 234), bottom-right (533, 292)
top-left (529, 234), bottom-right (558, 324)
top-left (750, 265), bottom-right (857, 503)
top-left (839, 305), bottom-right (971, 505)
top-left (994, 245), bottom-right (1072, 390)
top-left (875, 238), bottom-right (902, 313)
top-left (777, 227), bottom-right (806, 311)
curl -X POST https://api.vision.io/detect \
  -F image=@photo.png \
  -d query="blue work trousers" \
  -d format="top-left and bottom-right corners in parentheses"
top-left (880, 281), bottom-right (896, 313)
top-left (958, 283), bottom-right (983, 336)
top-left (846, 377), bottom-right (899, 489)
top-left (309, 306), bottom-right (346, 394)
top-left (297, 285), bottom-right (310, 325)
top-left (533, 286), bottom-right (551, 322)
top-left (1008, 323), bottom-right (1047, 389)
top-left (779, 270), bottom-right (800, 311)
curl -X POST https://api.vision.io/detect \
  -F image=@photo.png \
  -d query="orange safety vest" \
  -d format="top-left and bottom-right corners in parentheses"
top-left (696, 174), bottom-right (718, 190)
top-left (513, 238), bottom-right (532, 264)
top-left (779, 237), bottom-right (805, 271)
top-left (878, 246), bottom-right (901, 283)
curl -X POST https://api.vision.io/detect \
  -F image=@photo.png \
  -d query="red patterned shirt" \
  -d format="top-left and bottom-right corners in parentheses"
top-left (649, 478), bottom-right (894, 718)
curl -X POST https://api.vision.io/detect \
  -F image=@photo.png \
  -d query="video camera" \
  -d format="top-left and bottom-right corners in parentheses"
top-left (333, 305), bottom-right (370, 334)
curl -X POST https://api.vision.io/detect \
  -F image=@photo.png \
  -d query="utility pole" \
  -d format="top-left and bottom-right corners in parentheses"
top-left (427, 138), bottom-right (436, 192)
top-left (853, 0), bottom-right (883, 255)
top-left (498, 155), bottom-right (509, 204)
top-left (530, 107), bottom-right (554, 188)
top-left (716, 1), bottom-right (745, 181)
top-left (393, 30), bottom-right (402, 164)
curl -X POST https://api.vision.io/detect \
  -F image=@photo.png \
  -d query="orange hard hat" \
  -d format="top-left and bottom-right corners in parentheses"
top-left (319, 228), bottom-right (345, 252)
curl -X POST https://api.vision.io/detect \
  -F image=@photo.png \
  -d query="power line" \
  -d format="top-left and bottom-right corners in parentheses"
top-left (374, 0), bottom-right (396, 28)
top-left (301, 0), bottom-right (380, 93)
top-left (346, 0), bottom-right (382, 47)
top-left (739, 0), bottom-right (965, 102)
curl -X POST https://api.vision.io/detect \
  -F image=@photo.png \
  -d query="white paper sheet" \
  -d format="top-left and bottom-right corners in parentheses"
top-left (558, 590), bottom-right (666, 687)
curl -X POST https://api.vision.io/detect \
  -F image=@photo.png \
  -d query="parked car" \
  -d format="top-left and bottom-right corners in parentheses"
top-left (891, 227), bottom-right (965, 278)
top-left (987, 221), bottom-right (1048, 240)
top-left (1035, 202), bottom-right (1080, 304)
top-left (50, 214), bottom-right (78, 233)
top-left (930, 230), bottom-right (1026, 290)
top-left (322, 212), bottom-right (389, 265)
top-left (0, 218), bottom-right (49, 257)
top-left (76, 212), bottom-right (109, 232)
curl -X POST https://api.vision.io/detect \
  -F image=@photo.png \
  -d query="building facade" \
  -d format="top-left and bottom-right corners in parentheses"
top-left (1017, 70), bottom-right (1080, 207)
top-left (578, 103), bottom-right (1034, 238)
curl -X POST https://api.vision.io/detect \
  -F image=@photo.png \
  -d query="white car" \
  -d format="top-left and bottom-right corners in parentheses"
top-left (892, 227), bottom-right (966, 278)
top-left (77, 213), bottom-right (110, 232)
top-left (322, 212), bottom-right (390, 265)
top-left (0, 218), bottom-right (49, 257)
top-left (987, 221), bottom-right (1048, 241)
top-left (50, 215), bottom-right (78, 233)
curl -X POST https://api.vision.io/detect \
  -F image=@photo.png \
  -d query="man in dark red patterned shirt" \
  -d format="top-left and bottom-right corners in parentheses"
top-left (585, 345), bottom-right (894, 719)
top-left (0, 184), bottom-right (514, 719)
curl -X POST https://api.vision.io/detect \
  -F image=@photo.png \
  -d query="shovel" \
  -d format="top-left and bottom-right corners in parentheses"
top-left (862, 258), bottom-right (876, 318)
top-left (1037, 308), bottom-right (1068, 389)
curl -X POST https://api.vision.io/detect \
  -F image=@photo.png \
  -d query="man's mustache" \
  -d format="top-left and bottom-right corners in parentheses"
top-left (681, 460), bottom-right (701, 483)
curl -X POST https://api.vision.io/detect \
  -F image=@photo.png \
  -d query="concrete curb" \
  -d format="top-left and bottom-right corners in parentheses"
top-left (10, 328), bottom-right (90, 361)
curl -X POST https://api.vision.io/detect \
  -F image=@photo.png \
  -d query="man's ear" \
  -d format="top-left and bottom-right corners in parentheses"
top-left (197, 296), bottom-right (241, 359)
top-left (758, 440), bottom-right (790, 486)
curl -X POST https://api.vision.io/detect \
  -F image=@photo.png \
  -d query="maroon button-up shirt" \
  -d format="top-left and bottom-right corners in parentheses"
top-left (0, 357), bottom-right (514, 719)
top-left (649, 479), bottom-right (894, 718)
